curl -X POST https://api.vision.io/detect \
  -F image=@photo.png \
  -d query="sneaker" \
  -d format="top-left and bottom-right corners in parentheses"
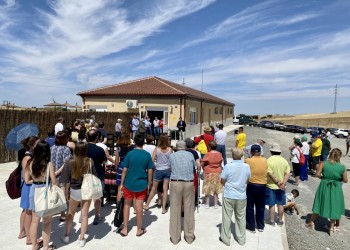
top-left (77, 238), bottom-right (86, 247)
top-left (93, 216), bottom-right (103, 225)
top-left (246, 228), bottom-right (256, 234)
top-left (257, 229), bottom-right (264, 232)
top-left (61, 235), bottom-right (70, 244)
top-left (214, 205), bottom-right (219, 209)
top-left (277, 221), bottom-right (284, 227)
top-left (266, 221), bottom-right (276, 227)
top-left (202, 204), bottom-right (209, 209)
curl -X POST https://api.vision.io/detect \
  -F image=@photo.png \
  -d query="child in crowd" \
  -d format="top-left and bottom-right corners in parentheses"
top-left (284, 189), bottom-right (300, 215)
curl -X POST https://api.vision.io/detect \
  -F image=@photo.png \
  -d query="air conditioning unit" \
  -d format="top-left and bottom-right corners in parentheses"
top-left (126, 100), bottom-right (138, 109)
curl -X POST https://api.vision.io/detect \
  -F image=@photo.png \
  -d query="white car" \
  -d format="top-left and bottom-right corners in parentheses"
top-left (334, 129), bottom-right (349, 138)
top-left (233, 116), bottom-right (240, 124)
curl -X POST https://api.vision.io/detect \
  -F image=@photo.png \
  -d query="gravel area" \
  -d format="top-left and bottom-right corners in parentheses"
top-left (225, 126), bottom-right (350, 250)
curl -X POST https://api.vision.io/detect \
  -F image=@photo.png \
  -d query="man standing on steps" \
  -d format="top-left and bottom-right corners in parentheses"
top-left (177, 117), bottom-right (187, 140)
top-left (86, 130), bottom-right (107, 225)
top-left (131, 115), bottom-right (139, 140)
top-left (215, 124), bottom-right (227, 165)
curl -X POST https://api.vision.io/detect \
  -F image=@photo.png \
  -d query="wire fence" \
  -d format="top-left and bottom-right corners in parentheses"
top-left (0, 109), bottom-right (135, 163)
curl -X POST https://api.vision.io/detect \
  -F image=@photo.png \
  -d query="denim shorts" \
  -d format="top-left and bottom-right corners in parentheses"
top-left (265, 187), bottom-right (286, 206)
top-left (29, 183), bottom-right (46, 211)
top-left (153, 169), bottom-right (171, 181)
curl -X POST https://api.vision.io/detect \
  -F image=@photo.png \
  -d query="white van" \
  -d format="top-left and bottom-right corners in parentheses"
top-left (233, 116), bottom-right (240, 124)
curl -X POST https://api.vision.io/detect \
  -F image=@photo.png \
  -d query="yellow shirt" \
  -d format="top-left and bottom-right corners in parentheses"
top-left (311, 139), bottom-right (322, 157)
top-left (236, 133), bottom-right (246, 149)
top-left (266, 155), bottom-right (290, 189)
top-left (245, 156), bottom-right (267, 184)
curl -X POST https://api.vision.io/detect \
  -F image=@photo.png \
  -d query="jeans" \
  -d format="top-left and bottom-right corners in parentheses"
top-left (246, 183), bottom-right (266, 231)
top-left (216, 144), bottom-right (227, 165)
top-left (300, 155), bottom-right (309, 181)
top-left (154, 127), bottom-right (160, 138)
top-left (179, 130), bottom-right (184, 140)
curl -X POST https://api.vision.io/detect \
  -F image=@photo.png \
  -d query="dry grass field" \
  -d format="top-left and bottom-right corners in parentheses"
top-left (270, 110), bottom-right (350, 128)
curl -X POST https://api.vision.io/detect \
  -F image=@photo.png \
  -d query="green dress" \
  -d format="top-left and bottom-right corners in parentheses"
top-left (312, 161), bottom-right (345, 220)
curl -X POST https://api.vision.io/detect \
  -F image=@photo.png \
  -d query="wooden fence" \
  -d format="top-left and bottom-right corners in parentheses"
top-left (0, 110), bottom-right (135, 163)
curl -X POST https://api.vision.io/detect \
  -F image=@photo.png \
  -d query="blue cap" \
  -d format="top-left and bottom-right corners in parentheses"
top-left (251, 144), bottom-right (261, 153)
top-left (312, 132), bottom-right (319, 138)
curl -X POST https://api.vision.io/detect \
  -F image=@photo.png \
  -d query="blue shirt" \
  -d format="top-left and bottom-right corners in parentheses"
top-left (169, 150), bottom-right (195, 181)
top-left (123, 149), bottom-right (153, 192)
top-left (221, 160), bottom-right (251, 200)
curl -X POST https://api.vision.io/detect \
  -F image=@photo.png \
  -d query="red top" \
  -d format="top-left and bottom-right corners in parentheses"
top-left (202, 151), bottom-right (223, 173)
top-left (194, 133), bottom-right (214, 151)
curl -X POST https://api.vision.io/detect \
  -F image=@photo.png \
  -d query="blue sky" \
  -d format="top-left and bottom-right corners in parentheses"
top-left (1, 0), bottom-right (350, 115)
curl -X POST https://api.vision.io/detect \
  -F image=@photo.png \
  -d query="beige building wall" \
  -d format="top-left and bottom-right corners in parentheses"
top-left (83, 96), bottom-right (233, 136)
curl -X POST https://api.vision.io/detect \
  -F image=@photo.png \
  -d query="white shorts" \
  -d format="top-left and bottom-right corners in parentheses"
top-left (70, 188), bottom-right (82, 202)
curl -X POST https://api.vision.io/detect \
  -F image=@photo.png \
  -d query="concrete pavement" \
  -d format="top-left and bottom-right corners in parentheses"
top-left (0, 159), bottom-right (288, 250)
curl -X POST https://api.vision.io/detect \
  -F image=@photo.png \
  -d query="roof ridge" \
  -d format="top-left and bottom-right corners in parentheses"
top-left (154, 77), bottom-right (185, 95)
top-left (78, 76), bottom-right (154, 95)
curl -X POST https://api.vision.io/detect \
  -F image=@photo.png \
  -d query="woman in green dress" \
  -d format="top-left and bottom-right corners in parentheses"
top-left (305, 148), bottom-right (348, 236)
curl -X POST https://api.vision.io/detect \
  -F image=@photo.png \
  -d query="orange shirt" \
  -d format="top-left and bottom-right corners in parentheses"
top-left (245, 156), bottom-right (268, 184)
top-left (202, 150), bottom-right (223, 174)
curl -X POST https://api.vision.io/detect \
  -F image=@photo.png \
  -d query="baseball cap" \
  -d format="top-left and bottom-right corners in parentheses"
top-left (251, 144), bottom-right (261, 153)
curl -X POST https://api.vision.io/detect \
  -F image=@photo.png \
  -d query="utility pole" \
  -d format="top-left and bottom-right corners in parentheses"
top-left (182, 78), bottom-right (185, 85)
top-left (333, 84), bottom-right (338, 113)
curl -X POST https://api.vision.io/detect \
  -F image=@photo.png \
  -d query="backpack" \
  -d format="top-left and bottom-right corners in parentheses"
top-left (295, 147), bottom-right (305, 166)
top-left (5, 163), bottom-right (23, 199)
top-left (196, 140), bottom-right (208, 155)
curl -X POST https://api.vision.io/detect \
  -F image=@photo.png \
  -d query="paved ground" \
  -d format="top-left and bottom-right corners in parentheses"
top-left (0, 124), bottom-right (289, 250)
top-left (242, 126), bottom-right (350, 250)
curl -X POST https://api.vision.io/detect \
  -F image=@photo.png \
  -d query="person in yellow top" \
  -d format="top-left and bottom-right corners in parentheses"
top-left (245, 145), bottom-right (268, 233)
top-left (265, 144), bottom-right (290, 227)
top-left (311, 133), bottom-right (323, 175)
top-left (235, 127), bottom-right (246, 149)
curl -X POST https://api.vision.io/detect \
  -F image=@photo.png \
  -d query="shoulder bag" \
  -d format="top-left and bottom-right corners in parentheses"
top-left (34, 164), bottom-right (67, 217)
top-left (81, 161), bottom-right (103, 200)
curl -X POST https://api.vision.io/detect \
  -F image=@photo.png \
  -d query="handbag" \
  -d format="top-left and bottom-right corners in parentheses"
top-left (34, 164), bottom-right (67, 217)
top-left (81, 161), bottom-right (103, 200)
top-left (114, 197), bottom-right (124, 227)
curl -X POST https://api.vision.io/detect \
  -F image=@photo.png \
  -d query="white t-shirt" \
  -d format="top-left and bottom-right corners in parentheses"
top-left (326, 131), bottom-right (331, 139)
top-left (143, 144), bottom-right (156, 156)
top-left (301, 141), bottom-right (309, 155)
top-left (214, 130), bottom-right (227, 145)
top-left (291, 147), bottom-right (301, 163)
top-left (54, 122), bottom-right (64, 135)
top-left (153, 119), bottom-right (160, 127)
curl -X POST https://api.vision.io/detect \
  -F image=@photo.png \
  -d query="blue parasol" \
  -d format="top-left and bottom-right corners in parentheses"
top-left (4, 123), bottom-right (39, 151)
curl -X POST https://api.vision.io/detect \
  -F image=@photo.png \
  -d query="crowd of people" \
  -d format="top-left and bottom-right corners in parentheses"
top-left (15, 116), bottom-right (348, 249)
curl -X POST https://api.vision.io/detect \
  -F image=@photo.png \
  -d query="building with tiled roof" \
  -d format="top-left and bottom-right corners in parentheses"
top-left (77, 76), bottom-right (234, 134)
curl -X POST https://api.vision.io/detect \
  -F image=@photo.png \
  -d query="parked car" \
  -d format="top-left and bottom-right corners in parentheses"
top-left (306, 127), bottom-right (317, 133)
top-left (309, 127), bottom-right (326, 135)
top-left (327, 128), bottom-right (337, 134)
top-left (295, 126), bottom-right (306, 134)
top-left (247, 121), bottom-right (259, 127)
top-left (273, 121), bottom-right (286, 131)
top-left (259, 120), bottom-right (274, 129)
top-left (233, 116), bottom-right (240, 124)
top-left (334, 129), bottom-right (349, 138)
top-left (238, 115), bottom-right (255, 125)
top-left (285, 125), bottom-right (299, 133)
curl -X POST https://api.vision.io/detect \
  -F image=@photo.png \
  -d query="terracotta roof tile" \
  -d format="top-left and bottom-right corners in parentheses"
top-left (77, 76), bottom-right (233, 106)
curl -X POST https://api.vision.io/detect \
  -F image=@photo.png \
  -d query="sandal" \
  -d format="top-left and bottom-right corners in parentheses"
top-left (162, 209), bottom-right (168, 214)
top-left (136, 228), bottom-right (147, 237)
top-left (18, 233), bottom-right (26, 239)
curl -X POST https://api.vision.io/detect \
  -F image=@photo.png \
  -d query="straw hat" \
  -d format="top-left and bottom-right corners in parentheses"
top-left (270, 143), bottom-right (282, 153)
top-left (203, 126), bottom-right (212, 132)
